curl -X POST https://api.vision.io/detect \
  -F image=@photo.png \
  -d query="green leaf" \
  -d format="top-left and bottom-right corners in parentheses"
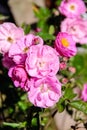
top-left (36, 32), bottom-right (55, 41)
top-left (70, 100), bottom-right (87, 114)
top-left (18, 101), bottom-right (28, 111)
top-left (70, 54), bottom-right (84, 73)
top-left (33, 7), bottom-right (51, 20)
top-left (56, 0), bottom-right (62, 6)
top-left (70, 53), bottom-right (87, 83)
top-left (21, 23), bottom-right (31, 34)
top-left (32, 118), bottom-right (37, 126)
top-left (64, 87), bottom-right (77, 100)
top-left (37, 20), bottom-right (49, 32)
top-left (49, 25), bottom-right (55, 35)
top-left (57, 98), bottom-right (65, 112)
top-left (3, 121), bottom-right (27, 128)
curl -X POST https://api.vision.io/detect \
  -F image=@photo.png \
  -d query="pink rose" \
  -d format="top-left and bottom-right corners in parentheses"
top-left (59, 0), bottom-right (86, 18)
top-left (81, 83), bottom-right (87, 101)
top-left (9, 34), bottom-right (43, 64)
top-left (8, 65), bottom-right (29, 91)
top-left (28, 76), bottom-right (61, 108)
top-left (54, 32), bottom-right (77, 57)
top-left (0, 22), bottom-right (24, 54)
top-left (61, 17), bottom-right (87, 44)
top-left (25, 45), bottom-right (59, 78)
top-left (2, 53), bottom-right (15, 69)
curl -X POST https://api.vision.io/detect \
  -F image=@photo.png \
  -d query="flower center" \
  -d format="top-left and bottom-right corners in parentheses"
top-left (71, 26), bottom-right (76, 31)
top-left (40, 84), bottom-right (49, 93)
top-left (39, 61), bottom-right (45, 67)
top-left (37, 58), bottom-right (46, 69)
top-left (70, 5), bottom-right (75, 10)
top-left (23, 47), bottom-right (29, 53)
top-left (61, 38), bottom-right (69, 47)
top-left (7, 37), bottom-right (13, 43)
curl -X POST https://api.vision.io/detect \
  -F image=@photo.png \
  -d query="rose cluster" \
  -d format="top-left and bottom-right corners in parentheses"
top-left (0, 21), bottom-right (78, 108)
top-left (59, 0), bottom-right (87, 44)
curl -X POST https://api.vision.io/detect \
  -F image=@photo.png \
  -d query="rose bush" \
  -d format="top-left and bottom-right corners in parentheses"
top-left (1, 0), bottom-right (87, 130)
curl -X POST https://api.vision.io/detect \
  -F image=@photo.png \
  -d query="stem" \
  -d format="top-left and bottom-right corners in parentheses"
top-left (36, 112), bottom-right (40, 130)
top-left (0, 91), bottom-right (5, 121)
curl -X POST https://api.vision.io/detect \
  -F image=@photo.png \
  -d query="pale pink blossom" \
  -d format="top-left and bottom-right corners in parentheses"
top-left (81, 83), bottom-right (87, 101)
top-left (54, 32), bottom-right (77, 57)
top-left (61, 17), bottom-right (87, 44)
top-left (59, 0), bottom-right (86, 18)
top-left (8, 65), bottom-right (29, 91)
top-left (28, 76), bottom-right (61, 108)
top-left (25, 45), bottom-right (59, 78)
top-left (9, 34), bottom-right (43, 64)
top-left (0, 22), bottom-right (24, 54)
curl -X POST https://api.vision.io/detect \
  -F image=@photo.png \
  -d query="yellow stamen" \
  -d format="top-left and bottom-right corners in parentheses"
top-left (61, 38), bottom-right (69, 47)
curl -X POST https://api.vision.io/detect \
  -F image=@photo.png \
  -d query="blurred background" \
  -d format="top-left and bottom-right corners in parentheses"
top-left (9, 0), bottom-right (45, 25)
top-left (0, 0), bottom-right (44, 25)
